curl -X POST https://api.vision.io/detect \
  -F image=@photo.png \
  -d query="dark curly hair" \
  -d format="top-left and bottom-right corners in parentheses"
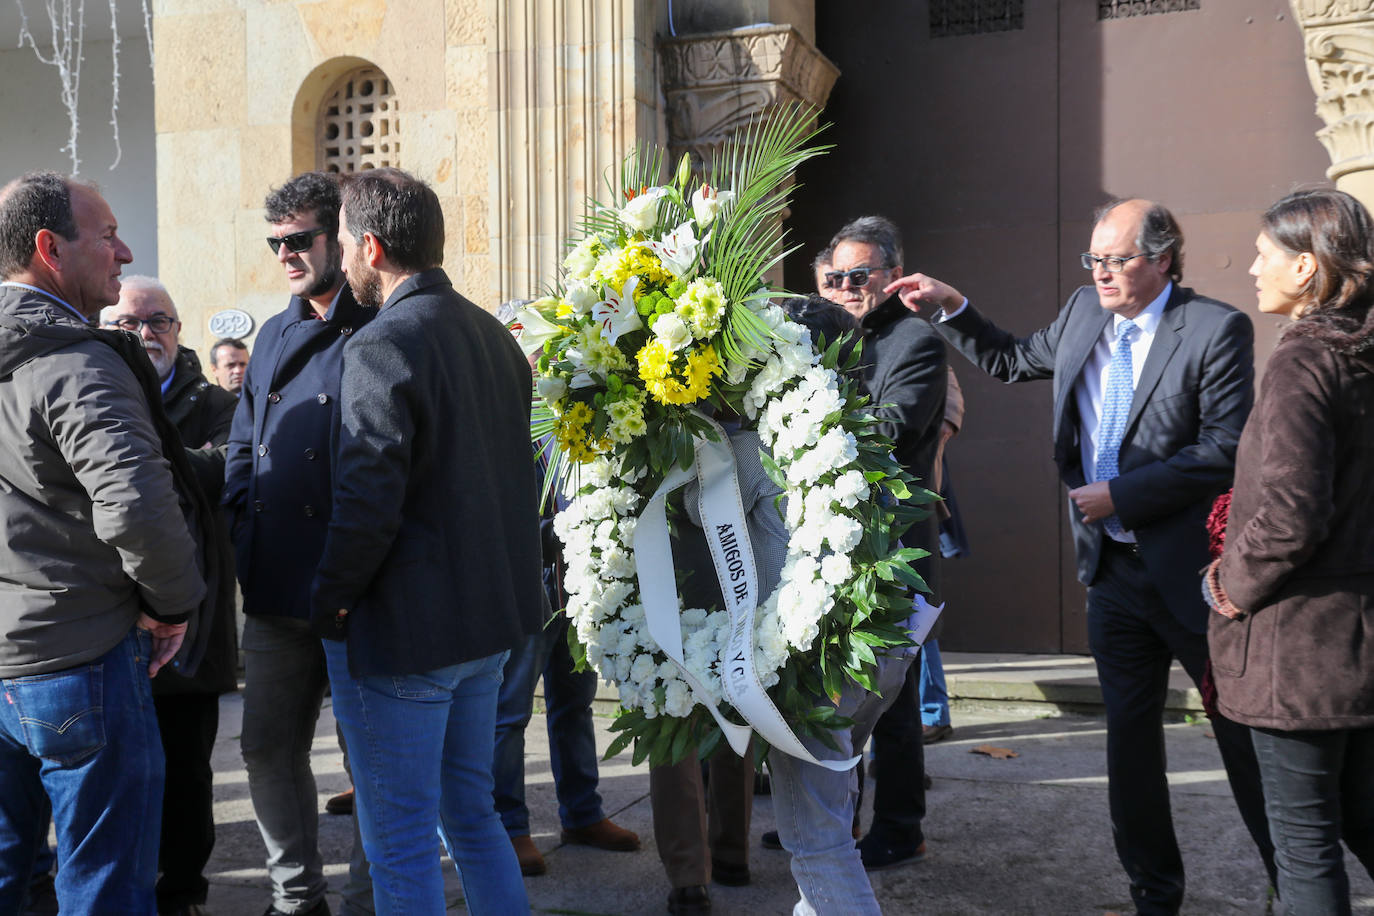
top-left (1261, 188), bottom-right (1374, 356)
top-left (264, 171), bottom-right (341, 236)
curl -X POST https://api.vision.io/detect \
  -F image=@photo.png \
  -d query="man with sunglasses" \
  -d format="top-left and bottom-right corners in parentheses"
top-left (100, 276), bottom-right (239, 916)
top-left (886, 199), bottom-right (1275, 915)
top-left (826, 216), bottom-right (948, 873)
top-left (224, 171), bottom-right (376, 916)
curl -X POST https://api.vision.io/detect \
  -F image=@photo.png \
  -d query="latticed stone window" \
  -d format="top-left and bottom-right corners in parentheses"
top-left (1099, 0), bottom-right (1199, 19)
top-left (930, 0), bottom-right (1024, 38)
top-left (318, 68), bottom-right (399, 173)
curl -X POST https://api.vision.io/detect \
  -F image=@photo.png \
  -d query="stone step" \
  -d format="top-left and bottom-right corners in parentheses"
top-left (538, 652), bottom-right (1206, 720)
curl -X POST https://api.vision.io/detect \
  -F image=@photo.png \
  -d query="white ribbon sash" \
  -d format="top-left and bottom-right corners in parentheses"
top-left (633, 416), bottom-right (858, 771)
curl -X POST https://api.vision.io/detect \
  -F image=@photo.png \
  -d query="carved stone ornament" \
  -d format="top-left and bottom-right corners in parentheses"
top-left (1292, 1), bottom-right (1374, 185)
top-left (659, 24), bottom-right (839, 170)
top-left (1292, 0), bottom-right (1374, 27)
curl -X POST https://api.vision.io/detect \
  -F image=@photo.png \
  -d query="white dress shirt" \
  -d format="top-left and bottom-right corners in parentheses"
top-left (1073, 282), bottom-right (1171, 542)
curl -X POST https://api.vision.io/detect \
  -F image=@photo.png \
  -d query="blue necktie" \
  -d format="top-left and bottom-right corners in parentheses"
top-left (1094, 318), bottom-right (1138, 538)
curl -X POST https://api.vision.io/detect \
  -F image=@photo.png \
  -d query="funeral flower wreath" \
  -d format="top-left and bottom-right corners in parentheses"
top-left (514, 105), bottom-right (935, 767)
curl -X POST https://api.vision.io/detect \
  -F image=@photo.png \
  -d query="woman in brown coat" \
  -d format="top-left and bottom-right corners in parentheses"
top-left (1206, 189), bottom-right (1374, 915)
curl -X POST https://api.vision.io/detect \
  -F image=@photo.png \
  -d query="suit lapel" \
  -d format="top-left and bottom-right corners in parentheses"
top-left (1054, 295), bottom-right (1111, 440)
top-left (1124, 287), bottom-right (1186, 433)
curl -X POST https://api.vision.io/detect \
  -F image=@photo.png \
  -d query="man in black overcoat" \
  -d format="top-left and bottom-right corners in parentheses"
top-left (311, 168), bottom-right (543, 913)
top-left (825, 216), bottom-right (947, 873)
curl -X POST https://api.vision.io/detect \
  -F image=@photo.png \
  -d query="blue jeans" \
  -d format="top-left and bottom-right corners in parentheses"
top-left (323, 641), bottom-right (528, 916)
top-left (0, 628), bottom-right (164, 915)
top-left (493, 615), bottom-right (603, 835)
top-left (1251, 726), bottom-right (1374, 916)
top-left (918, 638), bottom-right (950, 727)
top-left (771, 651), bottom-right (913, 915)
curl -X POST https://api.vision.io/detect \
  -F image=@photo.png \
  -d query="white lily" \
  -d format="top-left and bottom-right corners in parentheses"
top-left (648, 220), bottom-right (700, 279)
top-left (619, 187), bottom-right (668, 233)
top-left (510, 300), bottom-right (563, 357)
top-left (592, 275), bottom-right (642, 344)
top-left (691, 184), bottom-right (735, 228)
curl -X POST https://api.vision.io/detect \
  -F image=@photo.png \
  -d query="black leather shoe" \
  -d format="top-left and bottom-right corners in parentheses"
top-left (858, 834), bottom-right (927, 871)
top-left (761, 829), bottom-right (782, 850)
top-left (667, 885), bottom-right (711, 915)
top-left (710, 858), bottom-right (750, 886)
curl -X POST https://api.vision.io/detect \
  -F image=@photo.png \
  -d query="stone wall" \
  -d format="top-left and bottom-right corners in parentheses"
top-left (154, 0), bottom-right (660, 351)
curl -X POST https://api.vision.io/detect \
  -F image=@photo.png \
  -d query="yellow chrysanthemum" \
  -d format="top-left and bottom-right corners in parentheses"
top-left (636, 340), bottom-right (674, 381)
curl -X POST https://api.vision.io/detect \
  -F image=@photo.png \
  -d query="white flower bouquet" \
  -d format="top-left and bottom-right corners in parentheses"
top-left (516, 104), bottom-right (936, 767)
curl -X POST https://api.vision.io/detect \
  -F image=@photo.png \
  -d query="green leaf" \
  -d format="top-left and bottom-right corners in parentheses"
top-left (602, 729), bottom-right (635, 761)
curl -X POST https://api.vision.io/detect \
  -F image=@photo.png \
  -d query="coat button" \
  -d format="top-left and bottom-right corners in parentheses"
top-left (304, 448), bottom-right (316, 460)
top-left (268, 391), bottom-right (281, 404)
top-left (317, 393), bottom-right (329, 404)
top-left (258, 444), bottom-right (268, 456)
top-left (253, 500), bottom-right (265, 513)
top-left (303, 505), bottom-right (315, 518)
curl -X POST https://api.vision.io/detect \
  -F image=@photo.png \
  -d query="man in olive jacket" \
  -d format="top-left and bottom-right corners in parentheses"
top-left (102, 276), bottom-right (238, 915)
top-left (311, 168), bottom-right (542, 913)
top-left (0, 172), bottom-right (206, 913)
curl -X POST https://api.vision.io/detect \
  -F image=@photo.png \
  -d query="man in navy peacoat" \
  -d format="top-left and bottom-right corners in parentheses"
top-left (223, 171), bottom-right (375, 916)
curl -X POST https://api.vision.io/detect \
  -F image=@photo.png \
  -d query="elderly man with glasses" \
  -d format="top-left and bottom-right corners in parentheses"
top-left (886, 198), bottom-right (1277, 915)
top-left (99, 277), bottom-right (239, 916)
top-left (223, 171), bottom-right (377, 916)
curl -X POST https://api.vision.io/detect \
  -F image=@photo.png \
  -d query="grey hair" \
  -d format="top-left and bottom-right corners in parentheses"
top-left (116, 274), bottom-right (178, 317)
top-left (829, 216), bottom-right (903, 269)
top-left (1094, 200), bottom-right (1184, 283)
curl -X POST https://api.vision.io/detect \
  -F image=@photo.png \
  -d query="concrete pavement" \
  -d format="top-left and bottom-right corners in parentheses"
top-left (198, 657), bottom-right (1374, 915)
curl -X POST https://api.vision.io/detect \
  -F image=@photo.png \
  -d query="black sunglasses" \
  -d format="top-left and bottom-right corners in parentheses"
top-left (823, 266), bottom-right (892, 289)
top-left (266, 227), bottom-right (327, 255)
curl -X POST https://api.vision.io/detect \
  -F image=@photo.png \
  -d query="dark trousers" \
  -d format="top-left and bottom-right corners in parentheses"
top-left (1088, 542), bottom-right (1276, 915)
top-left (865, 659), bottom-right (926, 847)
top-left (1251, 726), bottom-right (1374, 916)
top-left (153, 692), bottom-right (220, 911)
top-left (649, 744), bottom-right (754, 888)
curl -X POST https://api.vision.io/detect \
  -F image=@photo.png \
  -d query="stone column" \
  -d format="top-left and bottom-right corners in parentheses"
top-left (1292, 1), bottom-right (1374, 207)
top-left (487, 0), bottom-right (661, 304)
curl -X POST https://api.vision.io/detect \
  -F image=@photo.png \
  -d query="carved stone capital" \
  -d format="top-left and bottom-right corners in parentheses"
top-left (658, 24), bottom-right (839, 169)
top-left (1292, 5), bottom-right (1374, 190)
top-left (1292, 0), bottom-right (1374, 28)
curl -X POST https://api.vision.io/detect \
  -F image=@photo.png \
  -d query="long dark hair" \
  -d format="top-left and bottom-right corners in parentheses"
top-left (1261, 189), bottom-right (1374, 355)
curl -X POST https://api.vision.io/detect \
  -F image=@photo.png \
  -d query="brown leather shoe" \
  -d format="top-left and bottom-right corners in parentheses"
top-left (510, 834), bottom-right (547, 876)
top-left (560, 817), bottom-right (641, 852)
top-left (324, 787), bottom-right (354, 816)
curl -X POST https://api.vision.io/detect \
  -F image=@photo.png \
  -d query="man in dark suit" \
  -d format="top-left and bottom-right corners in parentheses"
top-left (311, 168), bottom-right (543, 913)
top-left (224, 171), bottom-right (375, 916)
top-left (886, 199), bottom-right (1275, 914)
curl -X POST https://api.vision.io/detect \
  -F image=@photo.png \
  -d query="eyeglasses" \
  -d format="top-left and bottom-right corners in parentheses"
top-left (823, 266), bottom-right (893, 289)
top-left (1080, 252), bottom-right (1146, 273)
top-left (266, 227), bottom-right (327, 255)
top-left (104, 314), bottom-right (178, 333)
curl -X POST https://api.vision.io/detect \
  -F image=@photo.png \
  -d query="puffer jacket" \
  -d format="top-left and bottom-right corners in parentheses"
top-left (0, 285), bottom-right (206, 678)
